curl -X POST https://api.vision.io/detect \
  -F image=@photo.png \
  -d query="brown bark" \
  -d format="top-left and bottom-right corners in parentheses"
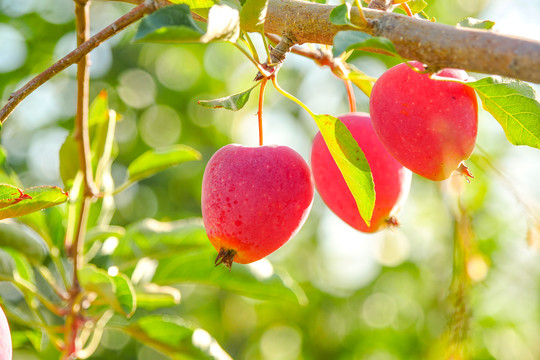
top-left (258, 0), bottom-right (540, 83)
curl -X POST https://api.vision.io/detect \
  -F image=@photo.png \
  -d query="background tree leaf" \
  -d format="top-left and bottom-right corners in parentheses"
top-left (111, 272), bottom-right (137, 318)
top-left (59, 133), bottom-right (79, 189)
top-left (79, 265), bottom-right (136, 318)
top-left (200, 4), bottom-right (240, 42)
top-left (466, 76), bottom-right (540, 148)
top-left (0, 186), bottom-right (68, 221)
top-left (114, 218), bottom-right (306, 304)
top-left (408, 0), bottom-right (428, 14)
top-left (333, 31), bottom-right (398, 57)
top-left (152, 248), bottom-right (306, 304)
top-left (0, 221), bottom-right (49, 263)
top-left (168, 0), bottom-right (216, 9)
top-left (120, 315), bottom-right (229, 359)
top-left (135, 284), bottom-right (181, 310)
top-left (135, 4), bottom-right (205, 43)
top-left (458, 17), bottom-right (495, 30)
top-left (312, 114), bottom-right (375, 225)
top-left (135, 4), bottom-right (240, 44)
top-left (125, 145), bottom-right (201, 186)
top-left (197, 83), bottom-right (259, 111)
top-left (329, 3), bottom-right (354, 26)
top-left (240, 0), bottom-right (270, 31)
top-left (0, 248), bottom-right (15, 278)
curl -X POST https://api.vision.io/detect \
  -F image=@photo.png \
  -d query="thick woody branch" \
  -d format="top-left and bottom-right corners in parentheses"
top-left (2, 0), bottom-right (540, 126)
top-left (258, 0), bottom-right (540, 83)
top-left (111, 0), bottom-right (540, 83)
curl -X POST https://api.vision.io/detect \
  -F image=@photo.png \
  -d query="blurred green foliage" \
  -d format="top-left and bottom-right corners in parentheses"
top-left (1, 0), bottom-right (540, 359)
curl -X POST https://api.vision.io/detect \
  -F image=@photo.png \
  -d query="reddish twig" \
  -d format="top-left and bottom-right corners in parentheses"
top-left (399, 2), bottom-right (413, 17)
top-left (343, 79), bottom-right (357, 113)
top-left (257, 79), bottom-right (268, 146)
top-left (0, 1), bottom-right (161, 124)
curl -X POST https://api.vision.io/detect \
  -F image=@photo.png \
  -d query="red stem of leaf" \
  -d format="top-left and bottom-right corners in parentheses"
top-left (344, 79), bottom-right (357, 113)
top-left (258, 78), bottom-right (268, 146)
top-left (400, 2), bottom-right (413, 17)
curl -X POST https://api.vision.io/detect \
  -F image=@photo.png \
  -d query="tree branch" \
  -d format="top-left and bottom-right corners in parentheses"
top-left (0, 1), bottom-right (162, 124)
top-left (107, 0), bottom-right (540, 83)
top-left (2, 0), bottom-right (540, 126)
top-left (259, 0), bottom-right (540, 83)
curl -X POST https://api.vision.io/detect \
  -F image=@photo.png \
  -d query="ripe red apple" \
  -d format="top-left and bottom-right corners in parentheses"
top-left (370, 61), bottom-right (478, 181)
top-left (311, 113), bottom-right (412, 233)
top-left (0, 306), bottom-right (12, 360)
top-left (202, 144), bottom-right (314, 268)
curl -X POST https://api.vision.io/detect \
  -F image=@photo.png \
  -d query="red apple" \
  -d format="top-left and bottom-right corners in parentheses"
top-left (370, 61), bottom-right (478, 181)
top-left (0, 306), bottom-right (12, 360)
top-left (202, 144), bottom-right (314, 268)
top-left (311, 113), bottom-right (411, 232)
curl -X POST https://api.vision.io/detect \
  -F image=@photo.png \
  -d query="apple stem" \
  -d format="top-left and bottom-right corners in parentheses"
top-left (258, 78), bottom-right (268, 146)
top-left (344, 79), bottom-right (357, 113)
top-left (215, 248), bottom-right (237, 271)
top-left (399, 2), bottom-right (413, 17)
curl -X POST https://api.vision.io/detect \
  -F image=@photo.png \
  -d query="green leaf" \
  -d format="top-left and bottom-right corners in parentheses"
top-left (201, 4), bottom-right (240, 42)
top-left (458, 17), bottom-right (495, 30)
top-left (153, 248), bottom-right (306, 304)
top-left (0, 248), bottom-right (15, 278)
top-left (348, 69), bottom-right (376, 97)
top-left (122, 315), bottom-right (228, 358)
top-left (135, 4), bottom-right (240, 44)
top-left (126, 145), bottom-right (201, 185)
top-left (135, 4), bottom-right (205, 43)
top-left (89, 90), bottom-right (109, 127)
top-left (136, 284), bottom-right (181, 310)
top-left (59, 133), bottom-right (79, 189)
top-left (0, 221), bottom-right (49, 263)
top-left (111, 272), bottom-right (137, 318)
top-left (8, 251), bottom-right (35, 284)
top-left (240, 0), bottom-right (269, 31)
top-left (197, 83), bottom-right (259, 111)
top-left (329, 3), bottom-right (354, 26)
top-left (408, 0), bottom-right (427, 14)
top-left (333, 31), bottom-right (398, 57)
top-left (113, 218), bottom-right (208, 259)
top-left (312, 114), bottom-right (375, 225)
top-left (169, 0), bottom-right (215, 9)
top-left (466, 76), bottom-right (540, 148)
top-left (0, 186), bottom-right (68, 221)
top-left (0, 184), bottom-right (29, 210)
top-left (79, 265), bottom-right (136, 318)
top-left (116, 218), bottom-right (306, 303)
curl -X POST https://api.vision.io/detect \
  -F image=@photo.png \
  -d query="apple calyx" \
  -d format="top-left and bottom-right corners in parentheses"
top-left (215, 248), bottom-right (237, 270)
top-left (385, 216), bottom-right (400, 228)
top-left (457, 163), bottom-right (474, 180)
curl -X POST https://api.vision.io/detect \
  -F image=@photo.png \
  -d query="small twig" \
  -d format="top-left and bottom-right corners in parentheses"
top-left (257, 78), bottom-right (268, 146)
top-left (65, 0), bottom-right (96, 358)
top-left (254, 33), bottom-right (296, 81)
top-left (343, 79), bottom-right (357, 112)
top-left (74, 0), bottom-right (98, 198)
top-left (0, 1), bottom-right (161, 124)
top-left (399, 2), bottom-right (413, 17)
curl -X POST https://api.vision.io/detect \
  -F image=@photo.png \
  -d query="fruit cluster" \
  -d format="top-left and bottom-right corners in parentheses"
top-left (202, 61), bottom-right (478, 269)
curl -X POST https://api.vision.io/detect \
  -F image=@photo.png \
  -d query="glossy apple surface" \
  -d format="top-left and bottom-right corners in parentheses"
top-left (311, 113), bottom-right (412, 232)
top-left (0, 306), bottom-right (11, 360)
top-left (202, 144), bottom-right (314, 266)
top-left (370, 61), bottom-right (478, 181)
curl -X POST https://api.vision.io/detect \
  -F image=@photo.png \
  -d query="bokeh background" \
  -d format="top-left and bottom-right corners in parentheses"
top-left (2, 0), bottom-right (540, 358)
